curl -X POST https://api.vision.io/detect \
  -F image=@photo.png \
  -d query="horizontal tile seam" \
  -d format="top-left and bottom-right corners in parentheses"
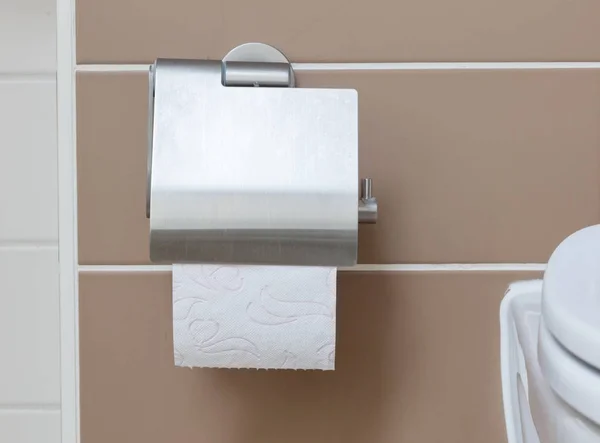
top-left (79, 264), bottom-right (546, 272)
top-left (0, 241), bottom-right (58, 249)
top-left (75, 62), bottom-right (600, 72)
top-left (0, 73), bottom-right (56, 81)
top-left (0, 403), bottom-right (61, 412)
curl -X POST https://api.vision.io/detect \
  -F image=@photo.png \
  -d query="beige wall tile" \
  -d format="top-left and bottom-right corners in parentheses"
top-left (77, 72), bottom-right (149, 265)
top-left (79, 270), bottom-right (540, 443)
top-left (77, 70), bottom-right (600, 265)
top-left (75, 0), bottom-right (600, 63)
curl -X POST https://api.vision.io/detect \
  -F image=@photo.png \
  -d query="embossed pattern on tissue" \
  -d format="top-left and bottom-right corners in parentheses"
top-left (172, 265), bottom-right (336, 370)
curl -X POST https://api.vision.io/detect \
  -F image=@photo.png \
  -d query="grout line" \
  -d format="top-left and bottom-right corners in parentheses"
top-left (79, 263), bottom-right (546, 273)
top-left (75, 62), bottom-right (600, 73)
top-left (348, 263), bottom-right (546, 271)
top-left (0, 72), bottom-right (56, 82)
top-left (57, 0), bottom-right (80, 440)
top-left (76, 64), bottom-right (149, 72)
top-left (0, 241), bottom-right (58, 249)
top-left (0, 404), bottom-right (61, 412)
top-left (80, 264), bottom-right (172, 272)
top-left (293, 62), bottom-right (600, 71)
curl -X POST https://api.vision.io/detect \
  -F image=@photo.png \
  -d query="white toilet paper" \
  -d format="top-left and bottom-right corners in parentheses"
top-left (172, 264), bottom-right (337, 370)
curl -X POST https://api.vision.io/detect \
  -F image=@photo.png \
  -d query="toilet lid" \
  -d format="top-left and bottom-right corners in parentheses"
top-left (543, 225), bottom-right (600, 370)
top-left (538, 319), bottom-right (600, 426)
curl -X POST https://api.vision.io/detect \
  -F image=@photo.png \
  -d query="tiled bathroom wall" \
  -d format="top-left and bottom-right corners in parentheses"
top-left (74, 1), bottom-right (600, 442)
top-left (0, 0), bottom-right (60, 442)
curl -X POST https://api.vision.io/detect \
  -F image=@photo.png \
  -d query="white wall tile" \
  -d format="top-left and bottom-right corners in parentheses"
top-left (0, 248), bottom-right (60, 404)
top-left (0, 80), bottom-right (58, 242)
top-left (0, 0), bottom-right (56, 72)
top-left (0, 0), bottom-right (61, 440)
top-left (0, 411), bottom-right (60, 443)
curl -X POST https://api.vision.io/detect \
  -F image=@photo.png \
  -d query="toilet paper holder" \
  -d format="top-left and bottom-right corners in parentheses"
top-left (146, 43), bottom-right (378, 266)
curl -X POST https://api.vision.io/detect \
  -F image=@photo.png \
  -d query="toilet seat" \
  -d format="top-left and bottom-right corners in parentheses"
top-left (543, 225), bottom-right (600, 370)
top-left (501, 283), bottom-right (600, 443)
top-left (538, 318), bottom-right (600, 426)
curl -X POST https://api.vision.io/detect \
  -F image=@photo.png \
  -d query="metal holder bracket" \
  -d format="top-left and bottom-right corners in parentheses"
top-left (147, 43), bottom-right (377, 265)
top-left (147, 43), bottom-right (377, 224)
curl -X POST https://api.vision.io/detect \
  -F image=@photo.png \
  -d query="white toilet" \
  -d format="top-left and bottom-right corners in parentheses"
top-left (501, 225), bottom-right (600, 443)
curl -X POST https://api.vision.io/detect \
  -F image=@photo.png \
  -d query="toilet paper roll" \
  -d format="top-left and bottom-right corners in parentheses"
top-left (172, 264), bottom-right (336, 370)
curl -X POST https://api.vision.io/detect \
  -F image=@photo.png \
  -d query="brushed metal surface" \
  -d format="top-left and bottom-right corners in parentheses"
top-left (222, 61), bottom-right (292, 87)
top-left (149, 59), bottom-right (358, 265)
top-left (359, 178), bottom-right (378, 223)
top-left (222, 42), bottom-right (295, 87)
